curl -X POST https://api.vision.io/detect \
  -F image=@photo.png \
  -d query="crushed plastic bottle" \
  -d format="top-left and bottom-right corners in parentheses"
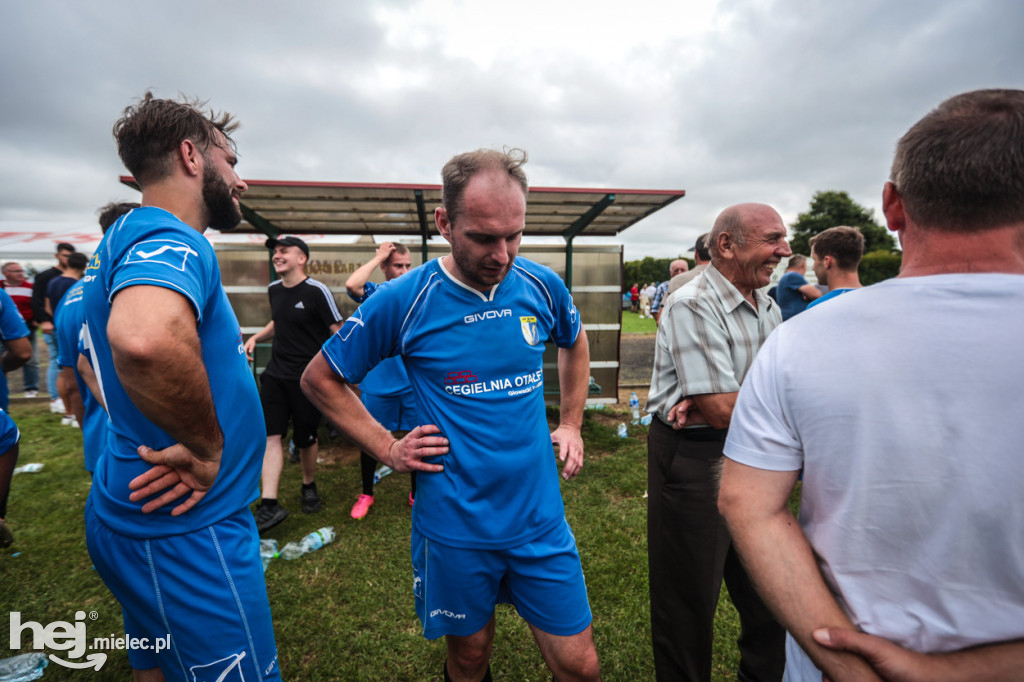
top-left (259, 539), bottom-right (279, 572)
top-left (279, 527), bottom-right (335, 560)
top-left (0, 652), bottom-right (48, 681)
top-left (617, 423), bottom-right (628, 438)
top-left (373, 465), bottom-right (393, 485)
top-left (640, 414), bottom-right (653, 426)
top-left (629, 392), bottom-right (641, 424)
top-left (12, 463), bottom-right (43, 474)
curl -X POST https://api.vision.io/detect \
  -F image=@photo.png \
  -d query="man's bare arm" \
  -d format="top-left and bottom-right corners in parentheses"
top-left (108, 286), bottom-right (223, 514)
top-left (798, 283), bottom-right (823, 301)
top-left (1, 337), bottom-right (31, 373)
top-left (690, 391), bottom-right (738, 429)
top-left (60, 366), bottom-right (85, 424)
top-left (552, 329), bottom-right (589, 480)
top-left (814, 629), bottom-right (1024, 682)
top-left (301, 353), bottom-right (447, 473)
top-left (243, 320), bottom-right (274, 361)
top-left (718, 458), bottom-right (884, 681)
top-left (345, 242), bottom-right (395, 298)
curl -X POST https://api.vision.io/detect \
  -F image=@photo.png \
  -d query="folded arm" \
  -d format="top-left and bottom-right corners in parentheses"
top-left (301, 353), bottom-right (446, 473)
top-left (718, 458), bottom-right (883, 681)
top-left (108, 285), bottom-right (223, 514)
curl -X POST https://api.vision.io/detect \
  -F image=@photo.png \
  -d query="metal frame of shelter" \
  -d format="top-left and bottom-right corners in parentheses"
top-left (120, 177), bottom-right (685, 287)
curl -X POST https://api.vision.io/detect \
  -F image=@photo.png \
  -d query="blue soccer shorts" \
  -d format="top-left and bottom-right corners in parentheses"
top-left (85, 499), bottom-right (280, 680)
top-left (362, 390), bottom-right (420, 432)
top-left (411, 517), bottom-right (592, 639)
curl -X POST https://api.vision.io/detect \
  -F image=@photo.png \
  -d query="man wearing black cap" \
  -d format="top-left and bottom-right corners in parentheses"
top-left (244, 236), bottom-right (343, 532)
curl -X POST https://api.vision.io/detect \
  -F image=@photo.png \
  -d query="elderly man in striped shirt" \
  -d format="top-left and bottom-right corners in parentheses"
top-left (645, 203), bottom-right (791, 682)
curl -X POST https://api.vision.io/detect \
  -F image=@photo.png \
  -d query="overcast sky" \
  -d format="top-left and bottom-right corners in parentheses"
top-left (2, 0), bottom-right (1021, 260)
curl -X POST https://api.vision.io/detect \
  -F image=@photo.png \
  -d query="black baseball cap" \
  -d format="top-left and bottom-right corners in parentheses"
top-left (265, 235), bottom-right (309, 257)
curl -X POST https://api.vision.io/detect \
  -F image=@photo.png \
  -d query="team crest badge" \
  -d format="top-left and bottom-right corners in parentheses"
top-left (520, 316), bottom-right (540, 346)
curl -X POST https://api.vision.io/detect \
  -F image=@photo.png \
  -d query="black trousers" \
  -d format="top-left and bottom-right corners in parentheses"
top-left (647, 419), bottom-right (785, 682)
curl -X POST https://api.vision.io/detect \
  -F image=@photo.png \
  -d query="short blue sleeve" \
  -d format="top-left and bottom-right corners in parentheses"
top-left (346, 280), bottom-right (377, 304)
top-left (0, 289), bottom-right (29, 341)
top-left (108, 232), bottom-right (213, 322)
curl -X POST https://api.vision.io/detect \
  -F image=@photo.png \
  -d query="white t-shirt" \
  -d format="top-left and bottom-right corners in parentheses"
top-left (724, 273), bottom-right (1024, 681)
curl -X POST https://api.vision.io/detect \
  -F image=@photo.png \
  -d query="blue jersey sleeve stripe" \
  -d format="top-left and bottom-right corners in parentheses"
top-left (108, 278), bottom-right (203, 323)
top-left (512, 264), bottom-right (555, 309)
top-left (320, 347), bottom-right (349, 381)
top-left (398, 275), bottom-right (441, 354)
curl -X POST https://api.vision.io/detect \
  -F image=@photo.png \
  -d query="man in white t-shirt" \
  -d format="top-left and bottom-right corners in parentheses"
top-left (719, 89), bottom-right (1024, 681)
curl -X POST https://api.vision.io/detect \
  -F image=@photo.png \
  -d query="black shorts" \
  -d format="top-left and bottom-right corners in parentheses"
top-left (259, 373), bottom-right (322, 447)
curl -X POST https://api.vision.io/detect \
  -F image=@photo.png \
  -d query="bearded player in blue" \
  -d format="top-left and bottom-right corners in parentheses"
top-left (303, 149), bottom-right (601, 682)
top-left (80, 93), bottom-right (278, 681)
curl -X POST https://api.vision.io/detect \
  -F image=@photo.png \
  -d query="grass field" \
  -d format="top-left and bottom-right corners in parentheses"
top-left (2, 399), bottom-right (761, 681)
top-left (620, 310), bottom-right (658, 335)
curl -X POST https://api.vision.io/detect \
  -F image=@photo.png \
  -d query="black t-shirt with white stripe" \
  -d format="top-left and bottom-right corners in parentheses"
top-left (263, 277), bottom-right (343, 380)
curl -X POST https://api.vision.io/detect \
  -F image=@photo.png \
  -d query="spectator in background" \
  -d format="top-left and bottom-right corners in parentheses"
top-left (344, 241), bottom-right (418, 518)
top-left (719, 88), bottom-right (1024, 682)
top-left (55, 202), bottom-right (139, 469)
top-left (1, 262), bottom-right (39, 398)
top-left (641, 282), bottom-right (657, 318)
top-left (630, 282), bottom-right (640, 312)
top-left (775, 254), bottom-right (821, 320)
top-left (30, 242), bottom-right (75, 412)
top-left (0, 287), bottom-right (32, 547)
top-left (806, 226), bottom-right (864, 309)
top-left (668, 232), bottom-right (711, 296)
top-left (46, 252), bottom-right (88, 427)
top-left (650, 259), bottom-right (688, 324)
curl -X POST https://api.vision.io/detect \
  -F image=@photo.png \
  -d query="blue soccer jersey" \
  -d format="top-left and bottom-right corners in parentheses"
top-left (323, 257), bottom-right (582, 549)
top-left (56, 280), bottom-right (107, 472)
top-left (81, 207), bottom-right (266, 538)
top-left (0, 288), bottom-right (30, 411)
top-left (347, 280), bottom-right (413, 397)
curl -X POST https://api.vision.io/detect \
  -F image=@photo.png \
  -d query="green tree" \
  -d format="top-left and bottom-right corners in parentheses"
top-left (859, 250), bottom-right (902, 285)
top-left (789, 190), bottom-right (897, 256)
top-left (623, 256), bottom-right (694, 292)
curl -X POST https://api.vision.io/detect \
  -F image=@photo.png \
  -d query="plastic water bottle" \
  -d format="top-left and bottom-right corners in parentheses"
top-left (259, 539), bottom-right (279, 572)
top-left (629, 392), bottom-right (640, 424)
top-left (640, 414), bottom-right (653, 426)
top-left (12, 463), bottom-right (43, 474)
top-left (279, 527), bottom-right (335, 560)
top-left (0, 652), bottom-right (48, 681)
top-left (373, 465), bottom-right (393, 485)
top-left (617, 423), bottom-right (628, 438)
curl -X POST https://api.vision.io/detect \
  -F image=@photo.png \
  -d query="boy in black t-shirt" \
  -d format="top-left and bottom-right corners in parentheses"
top-left (244, 236), bottom-right (343, 532)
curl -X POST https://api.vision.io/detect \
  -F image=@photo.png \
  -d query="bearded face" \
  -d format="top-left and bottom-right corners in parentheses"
top-left (202, 159), bottom-right (243, 232)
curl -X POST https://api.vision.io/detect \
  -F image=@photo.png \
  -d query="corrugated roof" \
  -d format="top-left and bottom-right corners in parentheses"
top-left (120, 177), bottom-right (684, 239)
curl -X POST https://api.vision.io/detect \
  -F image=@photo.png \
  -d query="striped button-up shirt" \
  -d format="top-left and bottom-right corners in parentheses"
top-left (646, 263), bottom-right (780, 421)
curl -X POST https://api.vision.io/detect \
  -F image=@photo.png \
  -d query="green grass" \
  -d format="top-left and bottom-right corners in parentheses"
top-left (621, 310), bottom-right (658, 334)
top-left (1, 401), bottom-right (769, 681)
